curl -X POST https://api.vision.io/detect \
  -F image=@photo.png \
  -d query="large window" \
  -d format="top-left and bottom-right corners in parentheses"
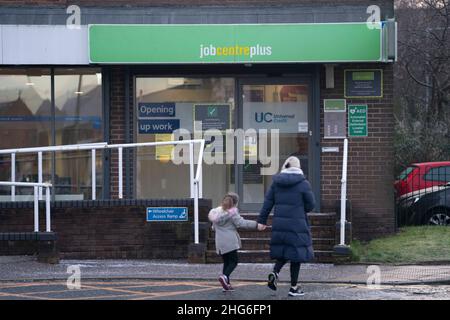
top-left (0, 68), bottom-right (103, 201)
top-left (135, 77), bottom-right (235, 205)
top-left (240, 83), bottom-right (309, 208)
top-left (424, 166), bottom-right (450, 182)
top-left (54, 68), bottom-right (104, 199)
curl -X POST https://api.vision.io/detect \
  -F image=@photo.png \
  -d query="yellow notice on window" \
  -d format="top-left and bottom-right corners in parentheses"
top-left (155, 134), bottom-right (174, 162)
top-left (244, 136), bottom-right (258, 159)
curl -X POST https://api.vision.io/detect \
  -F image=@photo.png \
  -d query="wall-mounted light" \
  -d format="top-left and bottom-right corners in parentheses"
top-left (75, 91), bottom-right (83, 95)
top-left (26, 82), bottom-right (35, 86)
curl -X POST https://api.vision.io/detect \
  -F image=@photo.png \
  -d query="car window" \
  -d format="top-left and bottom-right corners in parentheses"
top-left (397, 166), bottom-right (416, 180)
top-left (424, 166), bottom-right (450, 182)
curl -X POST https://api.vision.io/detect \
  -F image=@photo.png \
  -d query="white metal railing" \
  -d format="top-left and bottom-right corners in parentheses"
top-left (0, 181), bottom-right (52, 232)
top-left (106, 140), bottom-right (205, 244)
top-left (340, 138), bottom-right (348, 246)
top-left (0, 139), bottom-right (206, 244)
top-left (0, 142), bottom-right (108, 202)
top-left (106, 140), bottom-right (205, 202)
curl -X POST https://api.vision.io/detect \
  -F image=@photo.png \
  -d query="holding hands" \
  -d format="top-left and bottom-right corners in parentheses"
top-left (257, 223), bottom-right (267, 231)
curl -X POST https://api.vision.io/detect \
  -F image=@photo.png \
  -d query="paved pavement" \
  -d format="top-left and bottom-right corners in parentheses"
top-left (1, 256), bottom-right (450, 285)
top-left (1, 256), bottom-right (450, 300)
top-left (0, 279), bottom-right (449, 300)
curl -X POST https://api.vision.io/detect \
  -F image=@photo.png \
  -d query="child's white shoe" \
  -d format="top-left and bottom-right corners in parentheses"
top-left (219, 275), bottom-right (234, 292)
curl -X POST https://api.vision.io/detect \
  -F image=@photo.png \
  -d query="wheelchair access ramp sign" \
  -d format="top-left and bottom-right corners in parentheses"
top-left (146, 207), bottom-right (188, 222)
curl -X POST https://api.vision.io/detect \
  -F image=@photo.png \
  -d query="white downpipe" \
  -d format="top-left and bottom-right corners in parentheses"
top-left (46, 186), bottom-right (51, 232)
top-left (193, 139), bottom-right (205, 245)
top-left (340, 138), bottom-right (348, 246)
top-left (34, 186), bottom-right (39, 232)
top-left (195, 139), bottom-right (205, 199)
top-left (91, 149), bottom-right (96, 200)
top-left (11, 153), bottom-right (15, 202)
top-left (38, 152), bottom-right (43, 200)
top-left (198, 140), bottom-right (204, 198)
top-left (189, 142), bottom-right (194, 198)
top-left (118, 147), bottom-right (123, 199)
top-left (194, 139), bottom-right (205, 244)
top-left (199, 168), bottom-right (203, 199)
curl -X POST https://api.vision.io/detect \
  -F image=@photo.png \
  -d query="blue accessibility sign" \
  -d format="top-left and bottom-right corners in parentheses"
top-left (146, 207), bottom-right (188, 222)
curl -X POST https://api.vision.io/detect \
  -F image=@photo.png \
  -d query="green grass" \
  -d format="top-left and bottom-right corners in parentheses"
top-left (350, 226), bottom-right (450, 264)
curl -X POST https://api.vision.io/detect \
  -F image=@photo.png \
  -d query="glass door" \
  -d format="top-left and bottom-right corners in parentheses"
top-left (237, 79), bottom-right (311, 212)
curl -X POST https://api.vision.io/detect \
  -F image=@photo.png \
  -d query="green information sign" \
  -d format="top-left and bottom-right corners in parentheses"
top-left (89, 23), bottom-right (384, 64)
top-left (193, 104), bottom-right (231, 131)
top-left (348, 104), bottom-right (368, 137)
top-left (345, 69), bottom-right (383, 98)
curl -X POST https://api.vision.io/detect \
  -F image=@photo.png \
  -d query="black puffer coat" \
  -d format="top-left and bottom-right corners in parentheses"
top-left (257, 172), bottom-right (316, 263)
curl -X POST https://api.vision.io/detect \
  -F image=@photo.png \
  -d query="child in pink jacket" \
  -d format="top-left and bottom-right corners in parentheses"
top-left (208, 192), bottom-right (265, 291)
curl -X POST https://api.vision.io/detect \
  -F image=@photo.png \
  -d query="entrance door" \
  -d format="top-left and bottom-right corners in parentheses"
top-left (236, 79), bottom-right (312, 212)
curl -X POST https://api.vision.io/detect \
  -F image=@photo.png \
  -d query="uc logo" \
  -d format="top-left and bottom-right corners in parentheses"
top-left (255, 112), bottom-right (273, 123)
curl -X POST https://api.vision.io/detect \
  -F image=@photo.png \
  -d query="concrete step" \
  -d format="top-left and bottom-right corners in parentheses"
top-left (239, 212), bottom-right (336, 226)
top-left (236, 225), bottom-right (335, 238)
top-left (207, 238), bottom-right (335, 251)
top-left (206, 212), bottom-right (337, 264)
top-left (206, 250), bottom-right (334, 263)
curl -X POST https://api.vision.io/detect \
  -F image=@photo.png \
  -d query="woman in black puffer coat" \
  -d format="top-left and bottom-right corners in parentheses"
top-left (257, 156), bottom-right (315, 297)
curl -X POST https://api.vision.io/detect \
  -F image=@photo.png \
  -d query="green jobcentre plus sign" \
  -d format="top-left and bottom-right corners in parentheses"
top-left (348, 104), bottom-right (368, 137)
top-left (88, 23), bottom-right (385, 64)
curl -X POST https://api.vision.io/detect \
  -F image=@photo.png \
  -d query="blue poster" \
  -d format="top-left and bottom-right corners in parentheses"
top-left (138, 102), bottom-right (176, 118)
top-left (138, 119), bottom-right (180, 134)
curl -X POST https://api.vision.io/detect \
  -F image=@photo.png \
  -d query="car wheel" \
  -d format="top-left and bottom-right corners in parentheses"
top-left (427, 209), bottom-right (450, 226)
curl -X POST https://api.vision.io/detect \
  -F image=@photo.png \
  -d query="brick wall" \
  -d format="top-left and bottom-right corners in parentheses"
top-left (109, 66), bottom-right (134, 199)
top-left (109, 67), bottom-right (125, 198)
top-left (0, 199), bottom-right (211, 259)
top-left (320, 64), bottom-right (395, 241)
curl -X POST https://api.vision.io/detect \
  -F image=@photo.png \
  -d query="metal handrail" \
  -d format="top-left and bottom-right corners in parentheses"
top-left (0, 139), bottom-right (205, 244)
top-left (0, 181), bottom-right (52, 233)
top-left (0, 142), bottom-right (108, 155)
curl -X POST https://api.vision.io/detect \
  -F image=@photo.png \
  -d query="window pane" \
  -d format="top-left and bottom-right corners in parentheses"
top-left (242, 84), bottom-right (309, 204)
top-left (0, 68), bottom-right (51, 200)
top-left (424, 166), bottom-right (450, 182)
top-left (54, 68), bottom-right (103, 200)
top-left (397, 166), bottom-right (415, 181)
top-left (135, 78), bottom-right (235, 205)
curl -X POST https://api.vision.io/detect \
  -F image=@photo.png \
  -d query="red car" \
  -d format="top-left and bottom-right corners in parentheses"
top-left (395, 161), bottom-right (450, 200)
